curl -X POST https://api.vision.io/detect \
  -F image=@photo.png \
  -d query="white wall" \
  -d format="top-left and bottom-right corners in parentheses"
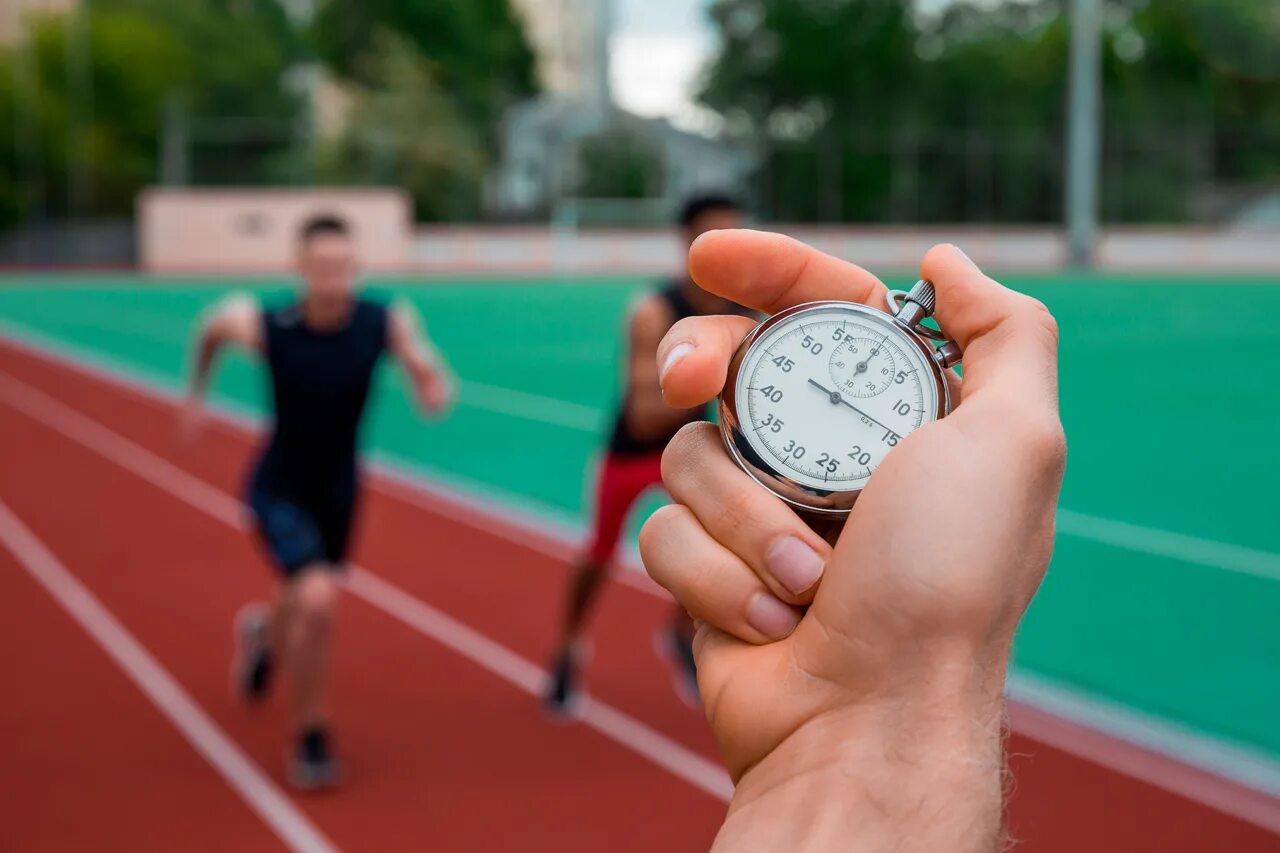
top-left (139, 189), bottom-right (411, 274)
top-left (411, 225), bottom-right (1280, 276)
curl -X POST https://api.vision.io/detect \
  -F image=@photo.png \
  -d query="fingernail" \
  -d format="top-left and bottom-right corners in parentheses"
top-left (766, 536), bottom-right (825, 595)
top-left (747, 593), bottom-right (800, 640)
top-left (660, 342), bottom-right (695, 381)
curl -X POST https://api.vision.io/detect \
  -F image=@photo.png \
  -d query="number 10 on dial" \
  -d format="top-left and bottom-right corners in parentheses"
top-left (718, 280), bottom-right (962, 516)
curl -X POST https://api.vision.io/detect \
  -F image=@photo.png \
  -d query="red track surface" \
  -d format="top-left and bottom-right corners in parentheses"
top-left (0, 336), bottom-right (1275, 852)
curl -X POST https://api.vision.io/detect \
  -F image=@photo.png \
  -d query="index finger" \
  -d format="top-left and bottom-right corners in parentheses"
top-left (689, 229), bottom-right (888, 313)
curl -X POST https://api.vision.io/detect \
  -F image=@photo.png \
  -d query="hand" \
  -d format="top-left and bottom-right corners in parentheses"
top-left (416, 373), bottom-right (455, 417)
top-left (175, 395), bottom-right (207, 449)
top-left (640, 230), bottom-right (1064, 849)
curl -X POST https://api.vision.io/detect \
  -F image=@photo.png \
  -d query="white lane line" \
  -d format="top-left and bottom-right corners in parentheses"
top-left (2, 329), bottom-right (1280, 805)
top-left (461, 379), bottom-right (602, 432)
top-left (1007, 674), bottom-right (1280, 832)
top-left (2, 319), bottom-right (1276, 584)
top-left (0, 319), bottom-right (663, 597)
top-left (346, 570), bottom-right (733, 800)
top-left (0, 499), bottom-right (339, 853)
top-left (0, 371), bottom-right (735, 803)
top-left (0, 312), bottom-right (602, 432)
top-left (365, 459), bottom-right (665, 599)
top-left (1056, 508), bottom-right (1280, 582)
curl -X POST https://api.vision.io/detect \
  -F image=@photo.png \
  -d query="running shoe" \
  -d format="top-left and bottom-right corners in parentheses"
top-left (543, 646), bottom-right (584, 720)
top-left (233, 603), bottom-right (274, 704)
top-left (290, 726), bottom-right (340, 790)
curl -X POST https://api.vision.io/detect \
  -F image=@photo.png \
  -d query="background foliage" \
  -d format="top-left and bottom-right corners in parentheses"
top-left (700, 0), bottom-right (1280, 222)
top-left (1, 0), bottom-right (1276, 227)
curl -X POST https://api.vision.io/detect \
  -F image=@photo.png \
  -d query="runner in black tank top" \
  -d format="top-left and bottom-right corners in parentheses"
top-left (182, 214), bottom-right (455, 788)
top-left (248, 298), bottom-right (388, 570)
top-left (546, 193), bottom-right (750, 716)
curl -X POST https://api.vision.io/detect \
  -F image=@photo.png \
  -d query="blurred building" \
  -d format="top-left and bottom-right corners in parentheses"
top-left (0, 0), bottom-right (77, 42)
top-left (511, 0), bottom-right (612, 114)
top-left (490, 100), bottom-right (755, 220)
top-left (495, 0), bottom-right (755, 220)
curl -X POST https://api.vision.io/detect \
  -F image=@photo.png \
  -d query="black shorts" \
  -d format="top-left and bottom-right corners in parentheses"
top-left (247, 457), bottom-right (358, 577)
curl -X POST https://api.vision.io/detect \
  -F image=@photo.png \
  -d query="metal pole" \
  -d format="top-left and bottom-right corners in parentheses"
top-left (12, 13), bottom-right (46, 263)
top-left (1065, 0), bottom-right (1102, 269)
top-left (160, 93), bottom-right (191, 186)
top-left (592, 0), bottom-right (613, 121)
top-left (66, 4), bottom-right (94, 215)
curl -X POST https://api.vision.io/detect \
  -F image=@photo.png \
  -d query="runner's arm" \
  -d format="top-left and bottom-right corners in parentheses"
top-left (388, 301), bottom-right (455, 416)
top-left (186, 293), bottom-right (262, 402)
top-left (623, 298), bottom-right (702, 443)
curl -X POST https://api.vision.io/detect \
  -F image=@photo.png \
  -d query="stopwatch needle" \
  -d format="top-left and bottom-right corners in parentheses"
top-left (808, 378), bottom-right (898, 436)
top-left (807, 378), bottom-right (842, 403)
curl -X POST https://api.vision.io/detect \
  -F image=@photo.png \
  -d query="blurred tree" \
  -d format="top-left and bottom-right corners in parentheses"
top-left (700, 0), bottom-right (1280, 224)
top-left (96, 0), bottom-right (306, 185)
top-left (1117, 0), bottom-right (1280, 212)
top-left (0, 1), bottom-right (305, 226)
top-left (574, 129), bottom-right (665, 200)
top-left (701, 0), bottom-right (917, 221)
top-left (0, 57), bottom-right (24, 226)
top-left (100, 0), bottom-right (301, 116)
top-left (0, 10), bottom-right (187, 225)
top-left (311, 0), bottom-right (537, 144)
top-left (317, 33), bottom-right (487, 221)
top-left (912, 1), bottom-right (1069, 223)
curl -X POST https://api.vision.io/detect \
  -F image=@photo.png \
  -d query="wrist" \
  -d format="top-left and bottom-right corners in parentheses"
top-left (720, 650), bottom-right (1008, 852)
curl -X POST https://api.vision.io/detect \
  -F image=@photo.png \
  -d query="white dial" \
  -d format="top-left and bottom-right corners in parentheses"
top-left (734, 303), bottom-right (940, 492)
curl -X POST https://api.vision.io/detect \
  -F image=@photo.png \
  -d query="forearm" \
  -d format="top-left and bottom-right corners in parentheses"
top-left (626, 386), bottom-right (699, 442)
top-left (716, 672), bottom-right (1007, 852)
top-left (405, 357), bottom-right (448, 402)
top-left (187, 333), bottom-right (219, 399)
top-left (410, 356), bottom-right (445, 389)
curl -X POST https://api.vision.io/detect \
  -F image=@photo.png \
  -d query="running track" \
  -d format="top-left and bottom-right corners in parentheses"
top-left (0, 336), bottom-right (1276, 852)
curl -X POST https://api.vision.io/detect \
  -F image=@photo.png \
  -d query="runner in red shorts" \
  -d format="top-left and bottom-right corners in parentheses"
top-left (545, 193), bottom-right (750, 715)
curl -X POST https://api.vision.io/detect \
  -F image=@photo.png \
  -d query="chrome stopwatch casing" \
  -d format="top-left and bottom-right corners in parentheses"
top-left (717, 280), bottom-right (961, 517)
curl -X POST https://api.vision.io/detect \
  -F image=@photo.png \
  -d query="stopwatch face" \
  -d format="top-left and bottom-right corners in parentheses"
top-left (725, 302), bottom-right (943, 500)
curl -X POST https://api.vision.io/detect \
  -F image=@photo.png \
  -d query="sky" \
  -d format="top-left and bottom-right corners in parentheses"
top-left (609, 0), bottom-right (973, 127)
top-left (610, 0), bottom-right (717, 127)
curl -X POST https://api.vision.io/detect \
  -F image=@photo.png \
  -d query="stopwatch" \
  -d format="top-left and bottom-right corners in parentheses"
top-left (718, 280), bottom-right (962, 517)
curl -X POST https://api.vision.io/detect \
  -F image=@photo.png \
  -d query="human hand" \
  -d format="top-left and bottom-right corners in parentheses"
top-left (416, 372), bottom-right (455, 417)
top-left (640, 230), bottom-right (1065, 849)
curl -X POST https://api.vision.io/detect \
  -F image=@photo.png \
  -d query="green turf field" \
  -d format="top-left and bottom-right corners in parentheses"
top-left (1, 273), bottom-right (1277, 764)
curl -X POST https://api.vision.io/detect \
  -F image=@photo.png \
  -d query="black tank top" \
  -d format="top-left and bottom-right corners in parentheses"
top-left (608, 282), bottom-right (712, 456)
top-left (259, 298), bottom-right (389, 486)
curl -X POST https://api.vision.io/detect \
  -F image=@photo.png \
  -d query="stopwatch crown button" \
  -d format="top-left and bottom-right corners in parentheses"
top-left (906, 279), bottom-right (937, 316)
top-left (934, 340), bottom-right (962, 369)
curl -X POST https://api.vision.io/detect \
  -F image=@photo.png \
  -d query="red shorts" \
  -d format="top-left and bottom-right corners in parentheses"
top-left (583, 451), bottom-right (665, 565)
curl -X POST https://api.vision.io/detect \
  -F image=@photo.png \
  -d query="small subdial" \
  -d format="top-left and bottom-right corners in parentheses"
top-left (829, 337), bottom-right (897, 398)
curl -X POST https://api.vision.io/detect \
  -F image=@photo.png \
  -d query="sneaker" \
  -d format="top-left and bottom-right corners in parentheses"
top-left (543, 647), bottom-right (584, 720)
top-left (233, 603), bottom-right (274, 704)
top-left (290, 727), bottom-right (340, 790)
top-left (657, 627), bottom-right (700, 709)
